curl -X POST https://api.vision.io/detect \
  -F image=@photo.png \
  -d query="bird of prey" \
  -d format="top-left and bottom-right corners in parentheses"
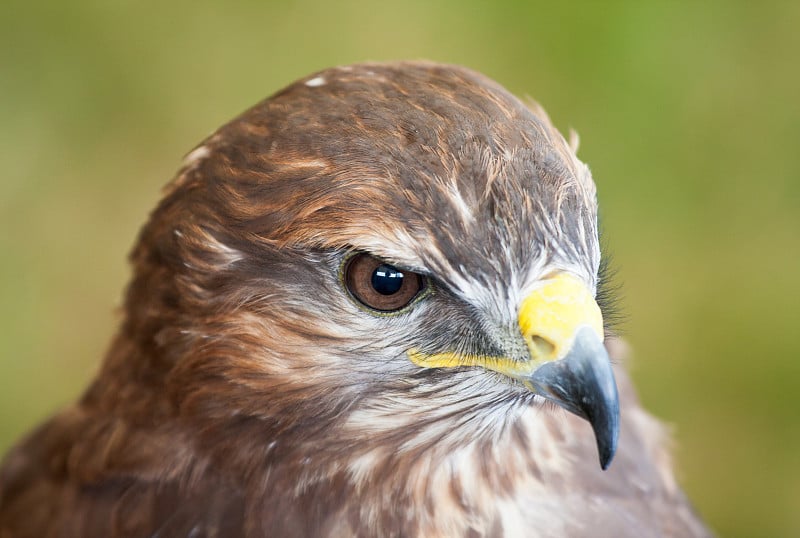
top-left (0, 62), bottom-right (710, 537)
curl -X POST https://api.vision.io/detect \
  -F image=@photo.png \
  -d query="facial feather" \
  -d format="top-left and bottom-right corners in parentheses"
top-left (113, 63), bottom-right (611, 492)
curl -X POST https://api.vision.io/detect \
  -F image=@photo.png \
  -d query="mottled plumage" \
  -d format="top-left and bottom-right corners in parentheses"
top-left (0, 62), bottom-right (710, 537)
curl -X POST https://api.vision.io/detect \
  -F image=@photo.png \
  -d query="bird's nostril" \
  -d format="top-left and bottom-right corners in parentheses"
top-left (529, 335), bottom-right (556, 360)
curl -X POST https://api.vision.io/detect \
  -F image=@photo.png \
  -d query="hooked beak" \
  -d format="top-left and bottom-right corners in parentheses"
top-left (408, 273), bottom-right (620, 470)
top-left (525, 326), bottom-right (619, 469)
top-left (516, 273), bottom-right (619, 469)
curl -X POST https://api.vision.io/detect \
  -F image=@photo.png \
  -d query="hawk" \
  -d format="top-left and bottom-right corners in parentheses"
top-left (0, 62), bottom-right (710, 537)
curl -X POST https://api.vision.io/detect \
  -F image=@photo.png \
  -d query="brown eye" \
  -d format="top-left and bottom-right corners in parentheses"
top-left (345, 254), bottom-right (425, 312)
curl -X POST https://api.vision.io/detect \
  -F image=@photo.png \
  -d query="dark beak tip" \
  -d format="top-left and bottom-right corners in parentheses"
top-left (591, 394), bottom-right (620, 471)
top-left (599, 438), bottom-right (617, 471)
top-left (527, 327), bottom-right (621, 471)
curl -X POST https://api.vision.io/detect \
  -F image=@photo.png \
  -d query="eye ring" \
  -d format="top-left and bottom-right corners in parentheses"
top-left (343, 253), bottom-right (427, 313)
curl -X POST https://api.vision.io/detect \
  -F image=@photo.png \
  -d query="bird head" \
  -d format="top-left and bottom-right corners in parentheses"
top-left (116, 62), bottom-right (619, 474)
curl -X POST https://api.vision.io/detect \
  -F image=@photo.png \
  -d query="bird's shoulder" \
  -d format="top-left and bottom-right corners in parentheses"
top-left (0, 405), bottom-right (245, 537)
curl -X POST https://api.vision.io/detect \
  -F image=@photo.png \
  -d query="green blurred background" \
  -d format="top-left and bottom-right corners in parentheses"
top-left (1, 1), bottom-right (798, 535)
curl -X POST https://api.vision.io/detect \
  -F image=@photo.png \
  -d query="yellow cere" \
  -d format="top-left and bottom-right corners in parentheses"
top-left (407, 273), bottom-right (603, 377)
top-left (518, 273), bottom-right (604, 362)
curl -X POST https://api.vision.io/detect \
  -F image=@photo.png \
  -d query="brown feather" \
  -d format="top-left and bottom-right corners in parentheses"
top-left (0, 62), bottom-right (710, 537)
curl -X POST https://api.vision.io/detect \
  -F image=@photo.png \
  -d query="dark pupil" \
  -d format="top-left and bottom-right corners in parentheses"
top-left (371, 264), bottom-right (404, 295)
